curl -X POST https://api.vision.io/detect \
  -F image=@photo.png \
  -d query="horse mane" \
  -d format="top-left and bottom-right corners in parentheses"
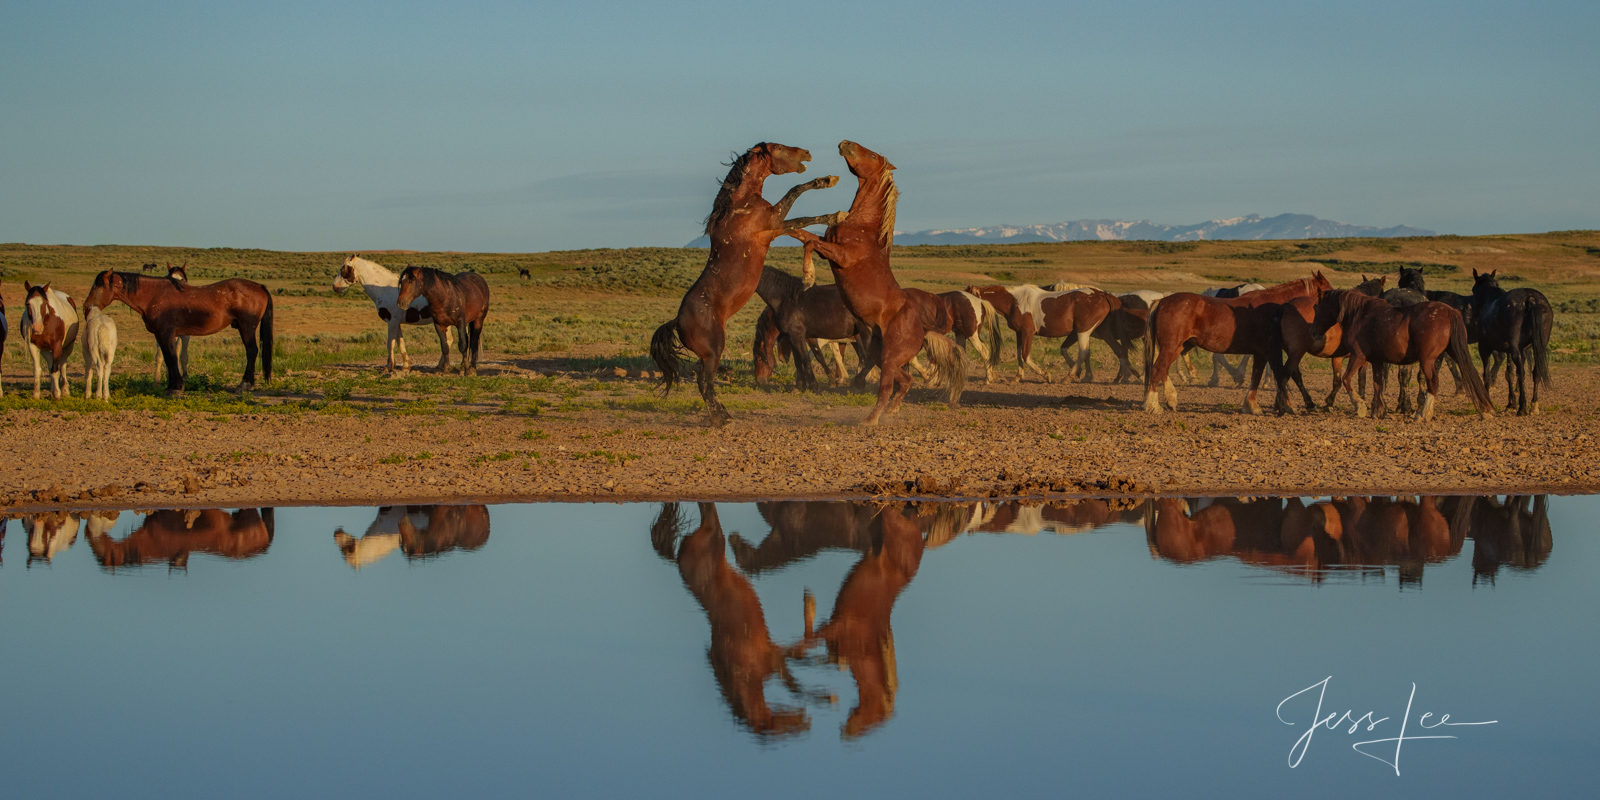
top-left (877, 170), bottom-right (899, 245)
top-left (704, 145), bottom-right (765, 236)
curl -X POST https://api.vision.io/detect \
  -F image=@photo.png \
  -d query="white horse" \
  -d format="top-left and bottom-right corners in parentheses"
top-left (333, 255), bottom-right (454, 374)
top-left (21, 283), bottom-right (81, 399)
top-left (83, 305), bottom-right (118, 401)
top-left (332, 506), bottom-right (422, 569)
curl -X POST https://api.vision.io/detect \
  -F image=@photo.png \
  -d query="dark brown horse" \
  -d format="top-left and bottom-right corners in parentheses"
top-left (650, 143), bottom-right (844, 425)
top-left (1471, 269), bottom-right (1553, 415)
top-left (1326, 290), bottom-right (1494, 420)
top-left (752, 282), bottom-right (872, 390)
top-left (395, 267), bottom-right (491, 376)
top-left (1143, 274), bottom-right (1332, 414)
top-left (86, 269), bottom-right (273, 393)
top-left (1099, 295), bottom-right (1153, 384)
top-left (86, 508), bottom-right (275, 571)
top-left (791, 141), bottom-right (965, 424)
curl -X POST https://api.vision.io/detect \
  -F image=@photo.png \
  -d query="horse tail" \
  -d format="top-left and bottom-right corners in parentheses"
top-left (979, 298), bottom-right (1004, 367)
top-left (1530, 296), bottom-right (1552, 388)
top-left (650, 320), bottom-right (686, 395)
top-left (261, 294), bottom-right (275, 383)
top-left (922, 332), bottom-right (967, 407)
top-left (1143, 301), bottom-right (1159, 384)
top-left (1447, 308), bottom-right (1493, 415)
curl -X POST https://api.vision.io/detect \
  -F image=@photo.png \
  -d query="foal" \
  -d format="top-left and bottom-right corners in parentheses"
top-left (83, 305), bottom-right (119, 401)
top-left (21, 282), bottom-right (81, 399)
top-left (395, 267), bottom-right (491, 376)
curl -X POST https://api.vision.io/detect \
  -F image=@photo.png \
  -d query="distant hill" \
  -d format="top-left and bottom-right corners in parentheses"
top-left (683, 213), bottom-right (1434, 247)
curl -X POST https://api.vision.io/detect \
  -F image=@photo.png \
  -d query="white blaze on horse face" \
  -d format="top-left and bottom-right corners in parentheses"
top-left (28, 294), bottom-right (45, 334)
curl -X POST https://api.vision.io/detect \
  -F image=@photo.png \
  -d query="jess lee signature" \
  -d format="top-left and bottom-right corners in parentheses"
top-left (1277, 677), bottom-right (1497, 775)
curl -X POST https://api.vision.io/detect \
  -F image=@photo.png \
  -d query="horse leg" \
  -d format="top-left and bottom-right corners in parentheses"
top-left (1342, 352), bottom-right (1370, 418)
top-left (965, 334), bottom-right (995, 384)
top-left (1396, 365), bottom-right (1414, 416)
top-left (179, 335), bottom-right (190, 381)
top-left (386, 319), bottom-right (402, 374)
top-left (1414, 354), bottom-right (1440, 422)
top-left (157, 333), bottom-right (184, 395)
top-left (1143, 337), bottom-right (1183, 414)
top-left (867, 316), bottom-right (919, 424)
top-left (1244, 353), bottom-right (1266, 415)
top-left (1323, 356), bottom-right (1344, 410)
top-left (683, 322), bottom-right (731, 426)
top-left (431, 323), bottom-right (451, 372)
top-left (236, 321), bottom-right (259, 391)
top-left (1016, 326), bottom-right (1037, 381)
top-left (1443, 353), bottom-right (1463, 396)
top-left (1075, 332), bottom-right (1094, 382)
top-left (1371, 363), bottom-right (1390, 420)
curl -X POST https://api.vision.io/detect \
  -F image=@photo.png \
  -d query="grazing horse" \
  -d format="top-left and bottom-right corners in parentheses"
top-left (21, 282), bottom-right (81, 399)
top-left (752, 281), bottom-right (872, 390)
top-left (333, 255), bottom-right (454, 375)
top-left (86, 508), bottom-right (275, 570)
top-left (518, 267), bottom-right (531, 280)
top-left (1143, 274), bottom-right (1331, 414)
top-left (395, 267), bottom-right (490, 376)
top-left (1326, 290), bottom-right (1494, 420)
top-left (650, 143), bottom-right (844, 426)
top-left (791, 141), bottom-right (966, 425)
top-left (140, 262), bottom-right (158, 273)
top-left (86, 270), bottom-right (273, 394)
top-left (1471, 269), bottom-right (1553, 415)
top-left (82, 305), bottom-right (118, 400)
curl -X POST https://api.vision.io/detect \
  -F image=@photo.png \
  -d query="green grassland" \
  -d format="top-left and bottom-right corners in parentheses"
top-left (2, 231), bottom-right (1597, 417)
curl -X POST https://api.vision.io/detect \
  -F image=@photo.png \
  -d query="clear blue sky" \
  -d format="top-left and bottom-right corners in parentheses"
top-left (2, 0), bottom-right (1595, 251)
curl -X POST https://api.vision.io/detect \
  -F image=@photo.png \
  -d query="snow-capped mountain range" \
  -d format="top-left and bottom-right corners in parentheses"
top-left (684, 213), bottom-right (1433, 247)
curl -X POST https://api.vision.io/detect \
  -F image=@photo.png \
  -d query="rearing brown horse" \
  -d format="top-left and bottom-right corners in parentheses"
top-left (650, 143), bottom-right (844, 426)
top-left (790, 141), bottom-right (966, 425)
top-left (86, 270), bottom-right (273, 394)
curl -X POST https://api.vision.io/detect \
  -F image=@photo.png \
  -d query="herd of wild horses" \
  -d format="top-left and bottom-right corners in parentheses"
top-left (1, 139), bottom-right (1556, 427)
top-left (652, 140), bottom-right (1556, 425)
top-left (4, 495), bottom-right (1549, 740)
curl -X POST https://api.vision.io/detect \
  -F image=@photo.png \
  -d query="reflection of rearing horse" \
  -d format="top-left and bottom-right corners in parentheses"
top-left (653, 503), bottom-right (810, 738)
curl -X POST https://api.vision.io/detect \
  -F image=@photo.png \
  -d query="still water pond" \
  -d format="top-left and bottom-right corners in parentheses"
top-left (2, 496), bottom-right (1594, 799)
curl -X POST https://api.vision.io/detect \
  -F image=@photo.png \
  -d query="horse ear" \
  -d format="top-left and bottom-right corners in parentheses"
top-left (885, 159), bottom-right (897, 170)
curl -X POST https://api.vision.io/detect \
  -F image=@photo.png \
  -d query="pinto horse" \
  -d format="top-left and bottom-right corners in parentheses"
top-left (1142, 274), bottom-right (1331, 414)
top-left (395, 267), bottom-right (490, 376)
top-left (86, 270), bottom-right (273, 393)
top-left (1471, 269), bottom-right (1553, 415)
top-left (790, 141), bottom-right (966, 425)
top-left (1325, 290), bottom-right (1494, 420)
top-left (21, 282), bottom-right (81, 399)
top-left (906, 289), bottom-right (1002, 385)
top-left (334, 255), bottom-right (453, 375)
top-left (650, 143), bottom-right (845, 426)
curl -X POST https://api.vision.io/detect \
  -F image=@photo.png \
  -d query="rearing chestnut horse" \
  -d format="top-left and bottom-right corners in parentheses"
top-left (650, 143), bottom-right (845, 426)
top-left (87, 270), bottom-right (273, 394)
top-left (790, 141), bottom-right (966, 425)
top-left (395, 267), bottom-right (491, 376)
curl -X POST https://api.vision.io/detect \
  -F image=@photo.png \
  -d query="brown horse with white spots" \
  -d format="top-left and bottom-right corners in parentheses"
top-left (1142, 274), bottom-right (1332, 414)
top-left (790, 141), bottom-right (966, 424)
top-left (650, 143), bottom-right (845, 426)
top-left (20, 282), bottom-right (82, 399)
top-left (395, 267), bottom-right (490, 376)
top-left (86, 270), bottom-right (273, 394)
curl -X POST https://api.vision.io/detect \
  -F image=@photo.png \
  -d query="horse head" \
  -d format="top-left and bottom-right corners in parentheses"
top-left (1398, 266), bottom-right (1426, 293)
top-left (85, 269), bottom-right (123, 310)
top-left (24, 282), bottom-right (53, 336)
top-left (1353, 274), bottom-right (1386, 296)
top-left (1311, 271), bottom-right (1334, 297)
top-left (333, 254), bottom-right (359, 293)
top-left (1471, 268), bottom-right (1501, 298)
top-left (838, 140), bottom-right (895, 178)
top-left (753, 142), bottom-right (811, 176)
top-left (166, 262), bottom-right (189, 285)
top-left (395, 266), bottom-right (425, 308)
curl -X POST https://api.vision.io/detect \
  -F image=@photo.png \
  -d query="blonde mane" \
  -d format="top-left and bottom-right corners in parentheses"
top-left (877, 170), bottom-right (898, 245)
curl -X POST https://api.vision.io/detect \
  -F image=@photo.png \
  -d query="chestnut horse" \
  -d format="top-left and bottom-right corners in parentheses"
top-left (791, 141), bottom-right (966, 424)
top-left (395, 267), bottom-right (490, 376)
top-left (1325, 290), bottom-right (1494, 420)
top-left (21, 282), bottom-right (82, 399)
top-left (904, 289), bottom-right (1001, 384)
top-left (1276, 275), bottom-right (1386, 413)
top-left (650, 143), bottom-right (844, 425)
top-left (154, 263), bottom-right (191, 382)
top-left (1142, 274), bottom-right (1332, 414)
top-left (86, 508), bottom-right (275, 571)
top-left (86, 270), bottom-right (273, 394)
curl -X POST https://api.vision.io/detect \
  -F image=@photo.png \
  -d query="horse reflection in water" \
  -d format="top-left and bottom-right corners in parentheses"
top-left (86, 509), bottom-right (274, 571)
top-left (1146, 495), bottom-right (1551, 585)
top-left (22, 511), bottom-right (82, 566)
top-left (333, 505), bottom-right (491, 569)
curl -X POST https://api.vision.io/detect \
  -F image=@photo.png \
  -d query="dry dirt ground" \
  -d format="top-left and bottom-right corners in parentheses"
top-left (3, 359), bottom-right (1596, 512)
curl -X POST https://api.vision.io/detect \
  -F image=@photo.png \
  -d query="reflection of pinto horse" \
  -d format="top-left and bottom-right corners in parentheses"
top-left (86, 508), bottom-right (275, 570)
top-left (21, 283), bottom-right (81, 399)
top-left (86, 270), bottom-right (273, 394)
top-left (1142, 274), bottom-right (1331, 414)
top-left (333, 505), bottom-right (491, 568)
top-left (791, 141), bottom-right (966, 425)
top-left (334, 255), bottom-right (454, 375)
top-left (650, 143), bottom-right (844, 425)
top-left (395, 267), bottom-right (490, 376)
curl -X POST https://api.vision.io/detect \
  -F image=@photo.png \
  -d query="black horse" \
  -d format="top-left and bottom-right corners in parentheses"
top-left (1471, 269), bottom-right (1552, 415)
